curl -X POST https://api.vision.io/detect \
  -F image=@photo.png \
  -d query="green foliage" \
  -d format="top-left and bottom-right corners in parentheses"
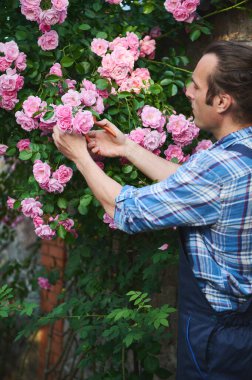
top-left (0, 0), bottom-right (249, 378)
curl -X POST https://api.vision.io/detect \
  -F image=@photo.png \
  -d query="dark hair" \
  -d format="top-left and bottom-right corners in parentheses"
top-left (203, 40), bottom-right (252, 123)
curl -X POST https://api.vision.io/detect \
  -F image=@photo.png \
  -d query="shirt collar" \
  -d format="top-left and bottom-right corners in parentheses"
top-left (209, 126), bottom-right (252, 150)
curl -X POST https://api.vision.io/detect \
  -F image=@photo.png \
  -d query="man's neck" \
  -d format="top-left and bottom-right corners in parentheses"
top-left (213, 119), bottom-right (252, 140)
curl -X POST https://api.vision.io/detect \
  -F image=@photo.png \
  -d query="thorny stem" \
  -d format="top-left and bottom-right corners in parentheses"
top-left (202, 0), bottom-right (249, 19)
top-left (144, 58), bottom-right (192, 74)
top-left (39, 313), bottom-right (106, 321)
top-left (122, 346), bottom-right (126, 380)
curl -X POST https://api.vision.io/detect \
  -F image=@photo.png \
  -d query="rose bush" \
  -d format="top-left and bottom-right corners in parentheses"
top-left (0, 0), bottom-right (249, 378)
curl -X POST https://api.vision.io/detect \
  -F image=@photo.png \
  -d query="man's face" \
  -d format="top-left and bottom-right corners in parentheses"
top-left (185, 53), bottom-right (219, 131)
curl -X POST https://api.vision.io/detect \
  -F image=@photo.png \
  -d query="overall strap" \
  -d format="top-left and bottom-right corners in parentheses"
top-left (226, 143), bottom-right (252, 158)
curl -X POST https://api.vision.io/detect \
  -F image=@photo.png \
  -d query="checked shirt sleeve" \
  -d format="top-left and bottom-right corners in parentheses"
top-left (114, 152), bottom-right (222, 234)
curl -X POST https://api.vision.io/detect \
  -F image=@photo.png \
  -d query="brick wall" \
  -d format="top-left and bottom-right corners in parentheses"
top-left (38, 238), bottom-right (66, 380)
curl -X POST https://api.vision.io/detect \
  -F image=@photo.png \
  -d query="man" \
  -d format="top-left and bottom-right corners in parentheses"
top-left (53, 41), bottom-right (252, 379)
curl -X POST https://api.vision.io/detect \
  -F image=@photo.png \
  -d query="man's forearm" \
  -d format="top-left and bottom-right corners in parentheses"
top-left (124, 138), bottom-right (180, 181)
top-left (75, 154), bottom-right (122, 218)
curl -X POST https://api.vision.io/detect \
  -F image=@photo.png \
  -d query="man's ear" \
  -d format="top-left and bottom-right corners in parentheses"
top-left (215, 93), bottom-right (233, 114)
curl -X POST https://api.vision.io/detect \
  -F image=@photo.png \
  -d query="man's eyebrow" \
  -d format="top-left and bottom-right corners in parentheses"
top-left (191, 76), bottom-right (200, 88)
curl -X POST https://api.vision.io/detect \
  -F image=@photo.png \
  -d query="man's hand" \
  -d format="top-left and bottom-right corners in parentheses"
top-left (87, 119), bottom-right (128, 157)
top-left (52, 126), bottom-right (88, 163)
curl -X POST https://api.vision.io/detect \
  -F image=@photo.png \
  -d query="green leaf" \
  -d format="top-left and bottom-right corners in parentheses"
top-left (15, 30), bottom-right (28, 40)
top-left (108, 107), bottom-right (120, 115)
top-left (80, 194), bottom-right (93, 207)
top-left (44, 74), bottom-right (61, 83)
top-left (167, 83), bottom-right (178, 97)
top-left (61, 56), bottom-right (74, 67)
top-left (160, 78), bottom-right (173, 86)
top-left (96, 79), bottom-right (109, 90)
top-left (19, 150), bottom-right (32, 160)
top-left (96, 32), bottom-right (108, 39)
top-left (85, 9), bottom-right (96, 18)
top-left (57, 198), bottom-right (68, 209)
top-left (117, 92), bottom-right (132, 99)
top-left (143, 3), bottom-right (155, 14)
top-left (122, 165), bottom-right (133, 174)
top-left (144, 356), bottom-right (159, 373)
top-left (130, 170), bottom-right (138, 180)
top-left (5, 147), bottom-right (17, 157)
top-left (43, 111), bottom-right (54, 121)
top-left (79, 24), bottom-right (91, 31)
top-left (149, 84), bottom-right (163, 95)
top-left (190, 29), bottom-right (201, 42)
top-left (93, 2), bottom-right (103, 12)
top-left (171, 157), bottom-right (179, 164)
top-left (57, 224), bottom-right (67, 239)
top-left (43, 203), bottom-right (54, 213)
top-left (13, 200), bottom-right (21, 210)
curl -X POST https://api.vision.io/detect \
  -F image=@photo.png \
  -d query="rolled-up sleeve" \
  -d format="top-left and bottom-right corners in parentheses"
top-left (114, 153), bottom-right (222, 234)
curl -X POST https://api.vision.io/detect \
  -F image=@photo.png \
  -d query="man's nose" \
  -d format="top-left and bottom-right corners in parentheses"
top-left (185, 83), bottom-right (194, 101)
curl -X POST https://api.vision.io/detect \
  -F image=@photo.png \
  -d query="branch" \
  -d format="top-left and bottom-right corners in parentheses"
top-left (202, 0), bottom-right (250, 19)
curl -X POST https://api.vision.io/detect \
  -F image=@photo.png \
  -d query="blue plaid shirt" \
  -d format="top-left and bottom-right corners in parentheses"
top-left (114, 127), bottom-right (252, 311)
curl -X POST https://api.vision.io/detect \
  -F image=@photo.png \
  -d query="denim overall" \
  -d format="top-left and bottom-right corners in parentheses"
top-left (176, 144), bottom-right (252, 380)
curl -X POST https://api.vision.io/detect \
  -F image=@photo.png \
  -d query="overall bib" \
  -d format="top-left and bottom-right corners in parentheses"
top-left (176, 144), bottom-right (252, 380)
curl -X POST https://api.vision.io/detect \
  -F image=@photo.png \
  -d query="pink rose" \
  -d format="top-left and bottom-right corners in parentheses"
top-left (166, 114), bottom-right (189, 136)
top-left (0, 96), bottom-right (19, 111)
top-left (65, 79), bottom-right (76, 90)
top-left (150, 26), bottom-right (162, 39)
top-left (20, 0), bottom-right (41, 7)
top-left (38, 30), bottom-right (59, 51)
top-left (158, 243), bottom-right (169, 250)
top-left (110, 64), bottom-right (130, 84)
top-left (0, 144), bottom-right (8, 155)
top-left (33, 215), bottom-right (44, 228)
top-left (143, 130), bottom-right (166, 151)
top-left (35, 225), bottom-right (56, 240)
top-left (105, 0), bottom-right (122, 4)
top-left (15, 52), bottom-right (27, 72)
top-left (103, 212), bottom-right (117, 229)
top-left (46, 178), bottom-right (64, 193)
top-left (4, 41), bottom-right (19, 62)
top-left (38, 277), bottom-right (52, 290)
top-left (20, 5), bottom-right (41, 22)
top-left (22, 95), bottom-right (42, 117)
top-left (141, 105), bottom-right (163, 129)
top-left (0, 57), bottom-right (12, 72)
top-left (61, 89), bottom-right (81, 107)
top-left (0, 72), bottom-right (18, 92)
top-left (15, 111), bottom-right (39, 131)
top-left (40, 9), bottom-right (60, 26)
top-left (164, 144), bottom-right (185, 163)
top-left (194, 139), bottom-right (213, 153)
top-left (91, 38), bottom-right (109, 57)
top-left (126, 32), bottom-right (139, 51)
top-left (16, 138), bottom-right (31, 151)
top-left (60, 218), bottom-right (74, 231)
top-left (164, 0), bottom-right (181, 12)
top-left (7, 196), bottom-right (16, 209)
top-left (52, 164), bottom-right (73, 184)
top-left (49, 62), bottom-right (62, 76)
top-left (33, 159), bottom-right (51, 184)
top-left (139, 36), bottom-right (156, 58)
top-left (81, 79), bottom-right (96, 91)
top-left (21, 197), bottom-right (43, 218)
top-left (80, 89), bottom-right (97, 107)
top-left (92, 96), bottom-right (105, 115)
top-left (72, 110), bottom-right (94, 134)
top-left (173, 5), bottom-right (190, 22)
top-left (51, 0), bottom-right (69, 11)
top-left (55, 105), bottom-right (73, 132)
top-left (183, 0), bottom-right (200, 13)
top-left (129, 128), bottom-right (146, 145)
